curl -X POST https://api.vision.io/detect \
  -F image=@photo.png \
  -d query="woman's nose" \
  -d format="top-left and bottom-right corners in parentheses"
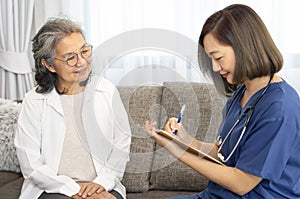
top-left (212, 60), bottom-right (221, 72)
top-left (75, 53), bottom-right (85, 67)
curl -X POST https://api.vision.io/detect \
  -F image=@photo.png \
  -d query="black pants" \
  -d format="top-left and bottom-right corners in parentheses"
top-left (38, 190), bottom-right (123, 199)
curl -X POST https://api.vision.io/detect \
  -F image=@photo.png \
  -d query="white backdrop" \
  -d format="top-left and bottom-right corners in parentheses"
top-left (33, 0), bottom-right (300, 93)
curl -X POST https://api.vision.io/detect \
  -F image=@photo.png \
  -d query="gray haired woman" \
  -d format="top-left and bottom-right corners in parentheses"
top-left (15, 18), bottom-right (131, 199)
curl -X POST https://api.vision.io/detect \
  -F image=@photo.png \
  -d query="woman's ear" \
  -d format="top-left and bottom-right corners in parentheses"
top-left (41, 59), bottom-right (56, 73)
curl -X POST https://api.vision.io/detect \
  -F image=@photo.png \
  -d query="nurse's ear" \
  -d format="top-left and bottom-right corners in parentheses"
top-left (41, 59), bottom-right (56, 73)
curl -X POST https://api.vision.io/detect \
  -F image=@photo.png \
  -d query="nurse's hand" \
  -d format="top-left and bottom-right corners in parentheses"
top-left (164, 117), bottom-right (193, 144)
top-left (145, 120), bottom-right (186, 159)
top-left (145, 121), bottom-right (168, 147)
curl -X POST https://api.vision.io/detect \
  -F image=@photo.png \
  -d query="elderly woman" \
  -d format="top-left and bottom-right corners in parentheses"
top-left (15, 18), bottom-right (131, 199)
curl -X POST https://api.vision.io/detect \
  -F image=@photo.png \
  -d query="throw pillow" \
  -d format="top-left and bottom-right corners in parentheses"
top-left (0, 99), bottom-right (21, 173)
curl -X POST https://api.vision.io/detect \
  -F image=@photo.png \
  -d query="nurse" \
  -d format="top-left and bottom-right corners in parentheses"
top-left (145, 4), bottom-right (300, 199)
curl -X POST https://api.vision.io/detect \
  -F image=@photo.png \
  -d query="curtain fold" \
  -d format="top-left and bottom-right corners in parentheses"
top-left (0, 0), bottom-right (35, 100)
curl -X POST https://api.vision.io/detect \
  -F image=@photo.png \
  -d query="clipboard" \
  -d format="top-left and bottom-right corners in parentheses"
top-left (155, 129), bottom-right (224, 165)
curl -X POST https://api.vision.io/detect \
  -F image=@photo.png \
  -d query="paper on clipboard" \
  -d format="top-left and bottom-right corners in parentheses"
top-left (155, 129), bottom-right (224, 165)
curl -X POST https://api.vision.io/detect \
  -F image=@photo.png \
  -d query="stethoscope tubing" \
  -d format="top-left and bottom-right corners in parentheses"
top-left (217, 75), bottom-right (274, 163)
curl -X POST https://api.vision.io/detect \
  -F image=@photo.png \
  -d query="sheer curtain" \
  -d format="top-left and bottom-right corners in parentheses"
top-left (34, 0), bottom-right (300, 93)
top-left (0, 0), bottom-right (35, 100)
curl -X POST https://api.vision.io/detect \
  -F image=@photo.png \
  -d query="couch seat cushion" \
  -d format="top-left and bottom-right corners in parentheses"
top-left (0, 174), bottom-right (23, 199)
top-left (0, 171), bottom-right (22, 187)
top-left (127, 190), bottom-right (200, 199)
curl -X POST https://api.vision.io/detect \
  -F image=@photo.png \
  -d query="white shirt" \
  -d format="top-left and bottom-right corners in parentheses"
top-left (15, 76), bottom-right (131, 199)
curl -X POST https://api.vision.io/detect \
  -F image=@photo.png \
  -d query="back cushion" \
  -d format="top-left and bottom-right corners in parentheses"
top-left (118, 86), bottom-right (162, 192)
top-left (149, 82), bottom-right (226, 191)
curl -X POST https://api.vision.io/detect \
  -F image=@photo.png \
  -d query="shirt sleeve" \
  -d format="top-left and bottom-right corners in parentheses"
top-left (15, 96), bottom-right (80, 197)
top-left (91, 81), bottom-right (131, 191)
top-left (235, 101), bottom-right (299, 181)
top-left (93, 114), bottom-right (131, 191)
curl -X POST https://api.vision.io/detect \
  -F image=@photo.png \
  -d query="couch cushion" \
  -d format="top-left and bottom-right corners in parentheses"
top-left (0, 171), bottom-right (22, 187)
top-left (0, 176), bottom-right (23, 199)
top-left (118, 86), bottom-right (162, 192)
top-left (127, 190), bottom-right (200, 199)
top-left (150, 82), bottom-right (226, 191)
top-left (0, 99), bottom-right (21, 173)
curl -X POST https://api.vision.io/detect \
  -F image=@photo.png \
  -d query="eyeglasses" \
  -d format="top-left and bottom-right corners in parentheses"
top-left (55, 44), bottom-right (93, 67)
top-left (216, 75), bottom-right (273, 163)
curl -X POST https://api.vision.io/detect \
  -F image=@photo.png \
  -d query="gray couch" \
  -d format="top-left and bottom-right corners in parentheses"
top-left (0, 81), bottom-right (226, 199)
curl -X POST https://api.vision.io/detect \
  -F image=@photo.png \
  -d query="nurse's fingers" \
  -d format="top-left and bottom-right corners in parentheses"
top-left (165, 117), bottom-right (180, 133)
top-left (145, 120), bottom-right (157, 137)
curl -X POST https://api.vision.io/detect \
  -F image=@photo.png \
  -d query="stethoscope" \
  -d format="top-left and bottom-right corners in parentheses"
top-left (216, 75), bottom-right (273, 163)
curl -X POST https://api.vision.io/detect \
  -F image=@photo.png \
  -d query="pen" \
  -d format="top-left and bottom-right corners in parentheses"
top-left (173, 104), bottom-right (186, 135)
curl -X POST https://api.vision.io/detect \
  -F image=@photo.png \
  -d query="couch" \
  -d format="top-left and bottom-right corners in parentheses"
top-left (0, 81), bottom-right (226, 199)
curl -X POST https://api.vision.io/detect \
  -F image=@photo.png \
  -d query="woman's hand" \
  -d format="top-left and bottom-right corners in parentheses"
top-left (164, 117), bottom-right (193, 144)
top-left (88, 191), bottom-right (116, 199)
top-left (73, 191), bottom-right (116, 199)
top-left (145, 120), bottom-right (171, 148)
top-left (145, 120), bottom-right (186, 159)
top-left (164, 117), bottom-right (179, 133)
top-left (144, 120), bottom-right (157, 138)
top-left (72, 182), bottom-right (105, 198)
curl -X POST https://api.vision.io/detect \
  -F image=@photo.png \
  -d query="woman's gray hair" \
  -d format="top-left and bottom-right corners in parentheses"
top-left (32, 17), bottom-right (85, 94)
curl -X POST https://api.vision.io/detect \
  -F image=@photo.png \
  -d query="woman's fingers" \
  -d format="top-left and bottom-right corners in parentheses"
top-left (78, 182), bottom-right (105, 198)
top-left (165, 117), bottom-right (180, 133)
top-left (145, 120), bottom-right (157, 137)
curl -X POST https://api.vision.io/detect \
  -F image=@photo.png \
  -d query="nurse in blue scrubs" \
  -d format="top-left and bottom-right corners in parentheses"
top-left (145, 4), bottom-right (300, 199)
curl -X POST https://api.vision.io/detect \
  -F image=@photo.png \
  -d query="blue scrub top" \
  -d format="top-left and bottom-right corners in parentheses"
top-left (199, 80), bottom-right (300, 199)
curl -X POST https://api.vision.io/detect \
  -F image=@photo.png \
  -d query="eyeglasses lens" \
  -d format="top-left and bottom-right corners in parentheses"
top-left (66, 45), bottom-right (93, 67)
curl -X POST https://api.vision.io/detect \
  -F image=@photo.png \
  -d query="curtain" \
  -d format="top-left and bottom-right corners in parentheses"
top-left (0, 0), bottom-right (35, 100)
top-left (33, 0), bottom-right (300, 93)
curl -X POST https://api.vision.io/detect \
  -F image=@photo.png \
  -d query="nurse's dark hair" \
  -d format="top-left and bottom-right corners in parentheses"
top-left (32, 17), bottom-right (85, 94)
top-left (198, 4), bottom-right (283, 95)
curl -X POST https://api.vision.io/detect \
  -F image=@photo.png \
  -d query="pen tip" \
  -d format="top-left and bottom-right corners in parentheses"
top-left (181, 104), bottom-right (186, 111)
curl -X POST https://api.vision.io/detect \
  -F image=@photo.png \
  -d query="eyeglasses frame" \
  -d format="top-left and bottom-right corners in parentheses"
top-left (54, 43), bottom-right (93, 67)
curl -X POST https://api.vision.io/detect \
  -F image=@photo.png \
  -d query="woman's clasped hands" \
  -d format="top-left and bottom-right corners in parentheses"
top-left (72, 182), bottom-right (116, 199)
